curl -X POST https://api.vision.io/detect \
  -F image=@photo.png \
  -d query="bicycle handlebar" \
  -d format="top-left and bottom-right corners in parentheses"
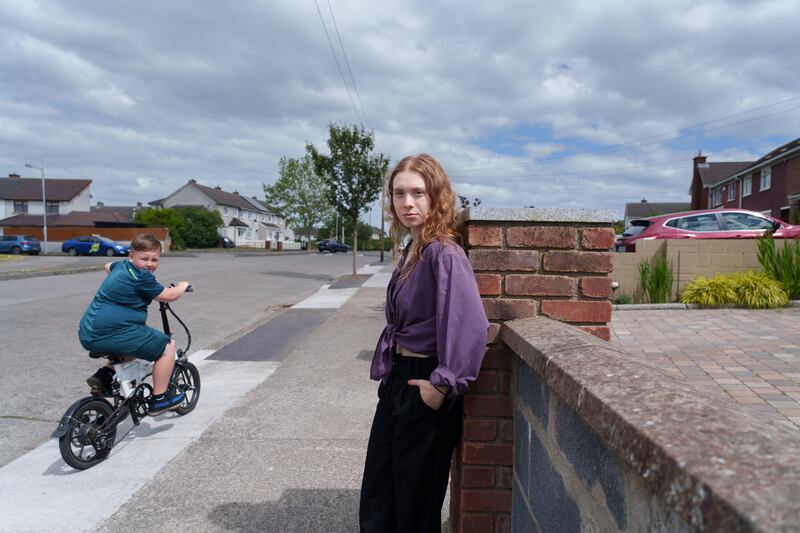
top-left (168, 283), bottom-right (193, 292)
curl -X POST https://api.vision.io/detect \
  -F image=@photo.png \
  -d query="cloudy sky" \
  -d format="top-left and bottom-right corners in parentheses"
top-left (2, 0), bottom-right (799, 222)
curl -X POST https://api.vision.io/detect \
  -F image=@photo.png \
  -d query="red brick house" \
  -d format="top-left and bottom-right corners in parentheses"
top-left (691, 137), bottom-right (800, 222)
top-left (689, 155), bottom-right (752, 210)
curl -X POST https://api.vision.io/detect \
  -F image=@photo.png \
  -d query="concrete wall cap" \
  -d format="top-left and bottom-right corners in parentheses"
top-left (502, 316), bottom-right (800, 531)
top-left (461, 206), bottom-right (618, 224)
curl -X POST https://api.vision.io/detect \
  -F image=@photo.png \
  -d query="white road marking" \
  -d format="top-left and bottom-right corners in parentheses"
top-left (0, 354), bottom-right (278, 533)
top-left (363, 272), bottom-right (391, 288)
top-left (291, 284), bottom-right (359, 309)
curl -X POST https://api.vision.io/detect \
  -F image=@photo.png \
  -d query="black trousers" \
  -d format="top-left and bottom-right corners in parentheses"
top-left (359, 356), bottom-right (463, 533)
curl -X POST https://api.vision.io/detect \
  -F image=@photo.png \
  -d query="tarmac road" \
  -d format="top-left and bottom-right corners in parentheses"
top-left (0, 251), bottom-right (376, 468)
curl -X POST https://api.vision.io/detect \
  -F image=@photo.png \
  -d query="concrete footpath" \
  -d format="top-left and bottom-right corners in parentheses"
top-left (95, 275), bottom-right (390, 532)
top-left (11, 264), bottom-right (392, 533)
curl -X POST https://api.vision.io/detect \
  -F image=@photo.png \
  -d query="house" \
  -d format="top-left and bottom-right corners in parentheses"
top-left (91, 201), bottom-right (149, 223)
top-left (624, 200), bottom-right (691, 226)
top-left (690, 137), bottom-right (800, 222)
top-left (689, 155), bottom-right (752, 211)
top-left (0, 173), bottom-right (91, 220)
top-left (151, 179), bottom-right (291, 244)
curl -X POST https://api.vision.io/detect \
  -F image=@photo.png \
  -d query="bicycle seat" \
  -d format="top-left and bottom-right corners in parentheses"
top-left (88, 352), bottom-right (125, 363)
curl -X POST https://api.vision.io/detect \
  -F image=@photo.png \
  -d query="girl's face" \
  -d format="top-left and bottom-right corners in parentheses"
top-left (392, 170), bottom-right (430, 237)
top-left (129, 249), bottom-right (161, 273)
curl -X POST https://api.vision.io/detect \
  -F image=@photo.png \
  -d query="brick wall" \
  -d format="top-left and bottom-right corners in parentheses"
top-left (452, 207), bottom-right (616, 533)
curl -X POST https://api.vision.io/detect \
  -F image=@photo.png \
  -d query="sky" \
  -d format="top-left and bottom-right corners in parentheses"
top-left (2, 0), bottom-right (799, 223)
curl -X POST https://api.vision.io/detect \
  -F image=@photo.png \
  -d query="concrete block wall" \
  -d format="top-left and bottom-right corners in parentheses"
top-left (504, 318), bottom-right (800, 532)
top-left (611, 238), bottom-right (795, 301)
top-left (452, 207), bottom-right (616, 533)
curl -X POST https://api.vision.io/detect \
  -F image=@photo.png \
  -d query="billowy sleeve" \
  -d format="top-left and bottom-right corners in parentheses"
top-left (429, 247), bottom-right (489, 396)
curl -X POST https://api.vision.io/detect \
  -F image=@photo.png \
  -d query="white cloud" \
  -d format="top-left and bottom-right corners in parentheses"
top-left (1, 0), bottom-right (798, 220)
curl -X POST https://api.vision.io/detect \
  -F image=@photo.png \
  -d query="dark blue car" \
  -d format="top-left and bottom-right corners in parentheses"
top-left (61, 235), bottom-right (130, 257)
top-left (316, 239), bottom-right (352, 253)
top-left (0, 235), bottom-right (41, 255)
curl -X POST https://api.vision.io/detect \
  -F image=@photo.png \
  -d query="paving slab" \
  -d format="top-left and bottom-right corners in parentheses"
top-left (611, 307), bottom-right (800, 431)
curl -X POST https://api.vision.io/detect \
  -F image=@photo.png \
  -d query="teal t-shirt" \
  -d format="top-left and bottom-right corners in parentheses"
top-left (79, 260), bottom-right (165, 341)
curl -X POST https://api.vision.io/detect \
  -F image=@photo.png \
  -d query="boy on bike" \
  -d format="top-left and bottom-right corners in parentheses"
top-left (79, 234), bottom-right (190, 416)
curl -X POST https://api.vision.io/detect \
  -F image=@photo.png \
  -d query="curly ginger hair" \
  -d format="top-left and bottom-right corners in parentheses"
top-left (386, 154), bottom-right (461, 278)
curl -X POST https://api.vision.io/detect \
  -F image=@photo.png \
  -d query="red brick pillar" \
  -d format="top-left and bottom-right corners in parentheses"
top-left (451, 208), bottom-right (615, 533)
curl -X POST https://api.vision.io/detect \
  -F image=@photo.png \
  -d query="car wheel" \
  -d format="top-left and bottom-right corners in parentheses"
top-left (67, 247), bottom-right (78, 256)
top-left (104, 247), bottom-right (116, 257)
top-left (11, 246), bottom-right (21, 254)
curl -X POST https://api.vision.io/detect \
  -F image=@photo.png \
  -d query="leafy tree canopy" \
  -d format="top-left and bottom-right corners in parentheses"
top-left (134, 206), bottom-right (222, 249)
top-left (263, 155), bottom-right (333, 241)
top-left (307, 123), bottom-right (389, 273)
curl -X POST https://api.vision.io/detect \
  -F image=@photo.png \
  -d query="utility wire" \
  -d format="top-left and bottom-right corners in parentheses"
top-left (313, 0), bottom-right (363, 127)
top-left (326, 0), bottom-right (371, 130)
top-left (450, 95), bottom-right (800, 174)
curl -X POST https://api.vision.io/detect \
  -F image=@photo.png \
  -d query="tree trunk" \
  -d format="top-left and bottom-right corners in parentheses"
top-left (352, 225), bottom-right (357, 276)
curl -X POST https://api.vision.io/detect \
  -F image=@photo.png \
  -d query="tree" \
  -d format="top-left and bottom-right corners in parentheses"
top-left (263, 155), bottom-right (333, 241)
top-left (307, 123), bottom-right (389, 275)
top-left (134, 206), bottom-right (222, 249)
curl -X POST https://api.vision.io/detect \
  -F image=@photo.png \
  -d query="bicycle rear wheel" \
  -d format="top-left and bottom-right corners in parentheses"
top-left (58, 399), bottom-right (116, 470)
top-left (173, 361), bottom-right (201, 415)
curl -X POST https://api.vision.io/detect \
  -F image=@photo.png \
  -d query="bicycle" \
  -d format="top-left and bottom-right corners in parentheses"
top-left (52, 285), bottom-right (200, 470)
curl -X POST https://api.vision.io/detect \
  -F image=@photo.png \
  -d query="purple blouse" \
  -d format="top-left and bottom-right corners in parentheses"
top-left (371, 239), bottom-right (489, 396)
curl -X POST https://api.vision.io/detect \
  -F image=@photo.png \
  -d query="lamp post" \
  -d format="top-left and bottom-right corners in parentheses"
top-left (25, 163), bottom-right (48, 255)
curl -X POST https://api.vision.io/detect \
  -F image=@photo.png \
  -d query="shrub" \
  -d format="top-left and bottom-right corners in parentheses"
top-left (757, 233), bottom-right (800, 299)
top-left (613, 294), bottom-right (632, 305)
top-left (680, 275), bottom-right (736, 307)
top-left (637, 254), bottom-right (674, 303)
top-left (730, 271), bottom-right (789, 309)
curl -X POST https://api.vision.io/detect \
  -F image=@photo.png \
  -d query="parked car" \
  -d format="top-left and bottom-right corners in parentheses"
top-left (219, 236), bottom-right (235, 248)
top-left (0, 235), bottom-right (41, 255)
top-left (616, 208), bottom-right (800, 252)
top-left (317, 239), bottom-right (352, 253)
top-left (61, 235), bottom-right (130, 256)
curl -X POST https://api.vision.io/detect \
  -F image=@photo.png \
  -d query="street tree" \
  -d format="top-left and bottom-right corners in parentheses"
top-left (263, 155), bottom-right (333, 242)
top-left (307, 123), bottom-right (389, 275)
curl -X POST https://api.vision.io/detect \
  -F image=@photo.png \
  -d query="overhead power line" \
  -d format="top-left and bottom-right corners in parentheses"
top-left (313, 0), bottom-right (363, 127)
top-left (326, 0), bottom-right (370, 130)
top-left (449, 95), bottom-right (800, 174)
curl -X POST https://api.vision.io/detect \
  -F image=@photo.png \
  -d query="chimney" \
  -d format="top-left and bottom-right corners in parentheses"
top-left (641, 198), bottom-right (647, 203)
top-left (189, 178), bottom-right (197, 184)
top-left (8, 173), bottom-right (20, 179)
top-left (215, 186), bottom-right (222, 190)
top-left (693, 150), bottom-right (707, 169)
top-left (136, 202), bottom-right (142, 207)
top-left (97, 201), bottom-right (105, 207)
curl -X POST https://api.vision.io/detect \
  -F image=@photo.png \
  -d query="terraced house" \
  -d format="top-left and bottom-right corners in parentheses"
top-left (690, 137), bottom-right (800, 222)
top-left (151, 179), bottom-right (290, 245)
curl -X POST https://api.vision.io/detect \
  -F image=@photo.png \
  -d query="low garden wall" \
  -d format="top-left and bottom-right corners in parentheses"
top-left (612, 238), bottom-right (794, 301)
top-left (506, 317), bottom-right (800, 532)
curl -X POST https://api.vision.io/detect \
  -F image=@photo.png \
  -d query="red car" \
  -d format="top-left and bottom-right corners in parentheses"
top-left (616, 208), bottom-right (800, 252)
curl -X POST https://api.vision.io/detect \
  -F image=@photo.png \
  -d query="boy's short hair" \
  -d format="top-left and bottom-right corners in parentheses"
top-left (130, 234), bottom-right (162, 253)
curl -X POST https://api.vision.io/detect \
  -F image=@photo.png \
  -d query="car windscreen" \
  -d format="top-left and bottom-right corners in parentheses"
top-left (23, 236), bottom-right (38, 241)
top-left (622, 221), bottom-right (650, 237)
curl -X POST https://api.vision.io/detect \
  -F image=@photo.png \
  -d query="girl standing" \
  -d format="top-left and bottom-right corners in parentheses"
top-left (360, 154), bottom-right (489, 532)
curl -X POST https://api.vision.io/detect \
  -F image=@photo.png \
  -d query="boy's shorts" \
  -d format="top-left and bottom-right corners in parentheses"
top-left (80, 325), bottom-right (171, 362)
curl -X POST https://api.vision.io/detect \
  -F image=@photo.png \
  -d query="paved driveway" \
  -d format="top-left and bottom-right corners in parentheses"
top-left (611, 307), bottom-right (800, 432)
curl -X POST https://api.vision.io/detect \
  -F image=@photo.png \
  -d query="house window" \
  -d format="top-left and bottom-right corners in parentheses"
top-left (760, 167), bottom-right (771, 191)
top-left (728, 182), bottom-right (736, 201)
top-left (13, 201), bottom-right (28, 213)
top-left (223, 207), bottom-right (228, 215)
top-left (237, 227), bottom-right (245, 237)
top-left (742, 176), bottom-right (752, 197)
top-left (713, 188), bottom-right (722, 206)
top-left (46, 201), bottom-right (59, 214)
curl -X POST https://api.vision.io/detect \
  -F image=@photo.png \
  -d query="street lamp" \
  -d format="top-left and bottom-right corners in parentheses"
top-left (24, 163), bottom-right (48, 255)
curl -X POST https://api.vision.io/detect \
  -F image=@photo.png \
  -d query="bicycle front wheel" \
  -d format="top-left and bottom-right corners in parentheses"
top-left (174, 361), bottom-right (201, 415)
top-left (58, 399), bottom-right (116, 470)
